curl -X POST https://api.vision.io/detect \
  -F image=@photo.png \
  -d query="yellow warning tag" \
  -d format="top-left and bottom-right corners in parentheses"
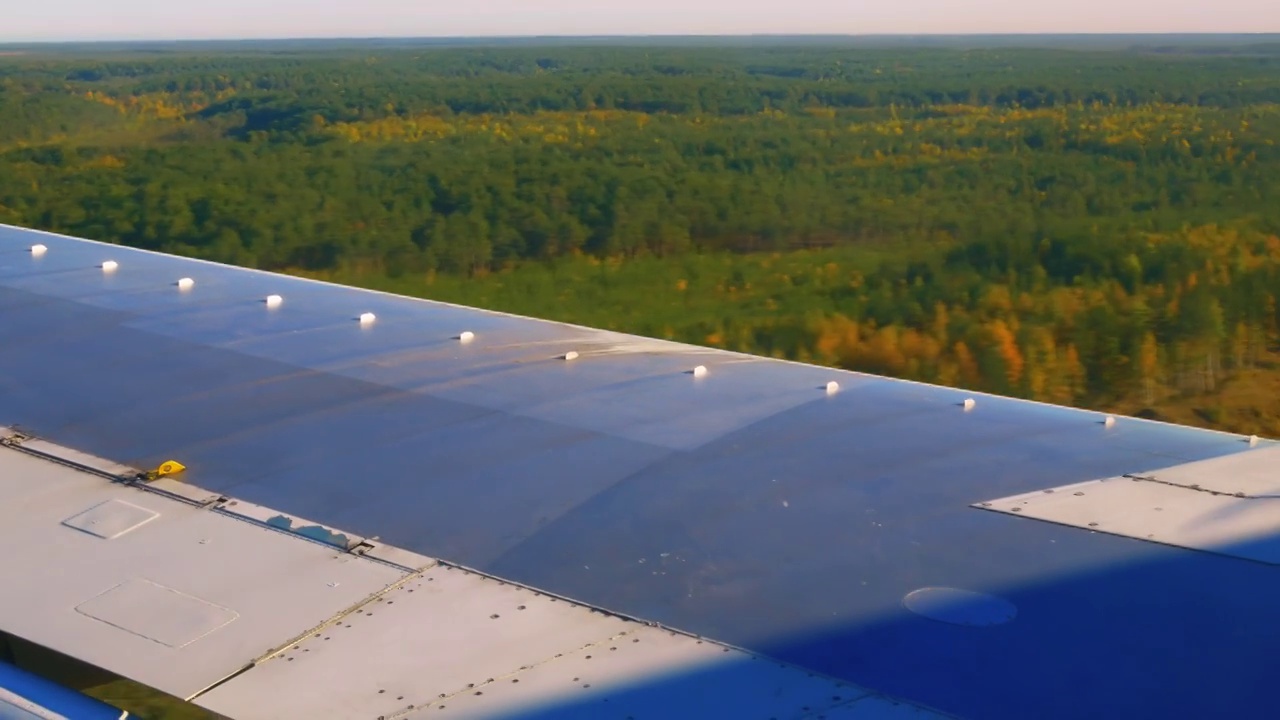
top-left (154, 460), bottom-right (186, 477)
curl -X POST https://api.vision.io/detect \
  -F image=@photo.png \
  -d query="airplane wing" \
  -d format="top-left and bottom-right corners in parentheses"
top-left (0, 223), bottom-right (1274, 720)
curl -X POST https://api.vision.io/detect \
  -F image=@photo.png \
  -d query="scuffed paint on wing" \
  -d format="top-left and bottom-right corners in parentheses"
top-left (266, 514), bottom-right (352, 549)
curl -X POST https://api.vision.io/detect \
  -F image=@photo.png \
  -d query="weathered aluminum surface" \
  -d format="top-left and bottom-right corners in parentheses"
top-left (977, 446), bottom-right (1280, 565)
top-left (196, 564), bottom-right (635, 719)
top-left (397, 626), bottom-right (876, 720)
top-left (199, 565), bottom-right (909, 720)
top-left (2, 224), bottom-right (1278, 719)
top-left (0, 444), bottom-right (408, 699)
top-left (13, 438), bottom-right (136, 478)
top-left (1133, 444), bottom-right (1280, 496)
top-left (61, 500), bottom-right (159, 540)
top-left (144, 477), bottom-right (225, 506)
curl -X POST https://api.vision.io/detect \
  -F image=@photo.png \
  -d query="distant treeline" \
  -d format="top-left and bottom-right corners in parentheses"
top-left (1, 44), bottom-right (1279, 431)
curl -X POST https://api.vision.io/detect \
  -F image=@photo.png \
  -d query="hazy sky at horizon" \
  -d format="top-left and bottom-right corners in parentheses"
top-left (4, 0), bottom-right (1279, 43)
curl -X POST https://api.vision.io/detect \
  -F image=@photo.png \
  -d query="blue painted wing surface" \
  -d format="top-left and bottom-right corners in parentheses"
top-left (0, 661), bottom-right (130, 719)
top-left (0, 224), bottom-right (1276, 720)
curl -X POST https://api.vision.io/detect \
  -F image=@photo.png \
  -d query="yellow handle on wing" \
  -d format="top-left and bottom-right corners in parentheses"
top-left (152, 460), bottom-right (186, 478)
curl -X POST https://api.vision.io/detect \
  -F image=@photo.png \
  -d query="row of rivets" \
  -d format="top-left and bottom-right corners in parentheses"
top-left (40, 244), bottom-right (1266, 422)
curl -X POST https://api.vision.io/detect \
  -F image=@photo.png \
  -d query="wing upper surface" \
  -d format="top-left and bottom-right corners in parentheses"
top-left (1, 224), bottom-right (1276, 719)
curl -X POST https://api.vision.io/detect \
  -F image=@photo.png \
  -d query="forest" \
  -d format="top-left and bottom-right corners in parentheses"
top-left (2, 39), bottom-right (1280, 437)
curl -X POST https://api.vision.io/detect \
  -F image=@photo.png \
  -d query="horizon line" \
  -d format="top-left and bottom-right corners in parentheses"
top-left (4, 31), bottom-right (1280, 46)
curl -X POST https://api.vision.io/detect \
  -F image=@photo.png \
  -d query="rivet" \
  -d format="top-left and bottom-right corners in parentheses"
top-left (1104, 416), bottom-right (1117, 428)
top-left (177, 277), bottom-right (195, 290)
top-left (963, 398), bottom-right (976, 411)
top-left (458, 331), bottom-right (475, 343)
top-left (101, 260), bottom-right (119, 272)
top-left (692, 365), bottom-right (708, 378)
top-left (563, 351), bottom-right (580, 361)
top-left (825, 381), bottom-right (840, 394)
top-left (265, 294), bottom-right (283, 308)
top-left (30, 244), bottom-right (47, 256)
top-left (1248, 435), bottom-right (1260, 447)
top-left (359, 312), bottom-right (377, 324)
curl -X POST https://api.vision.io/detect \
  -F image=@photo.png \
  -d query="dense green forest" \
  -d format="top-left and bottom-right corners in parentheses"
top-left (3, 40), bottom-right (1280, 437)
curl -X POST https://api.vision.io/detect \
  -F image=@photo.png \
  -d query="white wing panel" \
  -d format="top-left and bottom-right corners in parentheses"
top-left (195, 565), bottom-right (634, 719)
top-left (977, 446), bottom-right (1280, 565)
top-left (0, 444), bottom-right (409, 699)
top-left (402, 625), bottom-right (875, 720)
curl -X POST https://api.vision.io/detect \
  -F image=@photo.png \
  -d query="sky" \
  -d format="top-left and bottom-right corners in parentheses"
top-left (3, 0), bottom-right (1279, 43)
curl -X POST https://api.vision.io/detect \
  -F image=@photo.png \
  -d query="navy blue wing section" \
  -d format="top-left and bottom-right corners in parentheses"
top-left (1, 225), bottom-right (1275, 719)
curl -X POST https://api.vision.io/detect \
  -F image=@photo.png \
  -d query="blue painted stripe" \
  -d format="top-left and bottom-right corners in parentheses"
top-left (0, 662), bottom-right (127, 719)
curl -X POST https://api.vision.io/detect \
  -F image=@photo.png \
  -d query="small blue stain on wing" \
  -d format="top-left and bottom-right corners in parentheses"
top-left (266, 514), bottom-right (351, 549)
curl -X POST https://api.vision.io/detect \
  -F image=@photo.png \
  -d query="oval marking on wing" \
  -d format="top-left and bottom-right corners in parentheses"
top-left (903, 587), bottom-right (1017, 627)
